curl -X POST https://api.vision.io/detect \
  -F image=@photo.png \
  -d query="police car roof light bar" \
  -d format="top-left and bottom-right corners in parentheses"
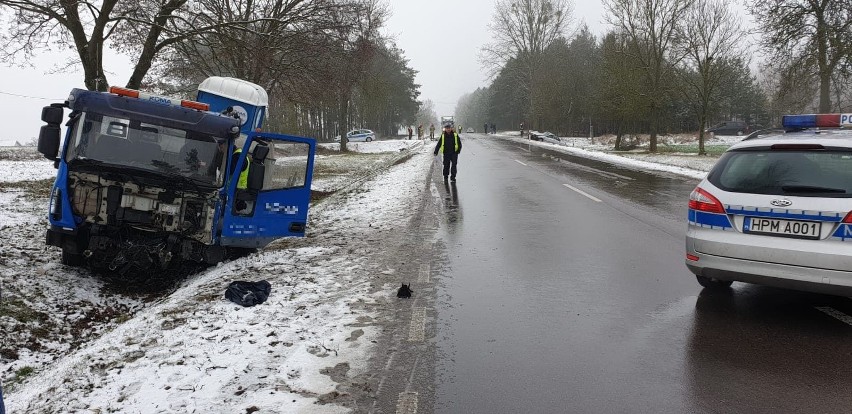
top-left (108, 86), bottom-right (210, 112)
top-left (781, 113), bottom-right (852, 129)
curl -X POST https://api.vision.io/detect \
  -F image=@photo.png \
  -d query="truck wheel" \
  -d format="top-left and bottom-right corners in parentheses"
top-left (61, 248), bottom-right (84, 267)
top-left (696, 275), bottom-right (733, 289)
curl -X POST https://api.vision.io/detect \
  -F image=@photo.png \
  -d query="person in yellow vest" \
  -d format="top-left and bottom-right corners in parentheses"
top-left (230, 145), bottom-right (251, 211)
top-left (433, 123), bottom-right (463, 182)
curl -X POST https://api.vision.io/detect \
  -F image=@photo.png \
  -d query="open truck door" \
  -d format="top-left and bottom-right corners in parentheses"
top-left (220, 132), bottom-right (315, 248)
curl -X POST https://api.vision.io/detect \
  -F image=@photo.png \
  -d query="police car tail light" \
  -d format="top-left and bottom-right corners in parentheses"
top-left (782, 113), bottom-right (852, 128)
top-left (688, 187), bottom-right (725, 214)
top-left (842, 212), bottom-right (852, 223)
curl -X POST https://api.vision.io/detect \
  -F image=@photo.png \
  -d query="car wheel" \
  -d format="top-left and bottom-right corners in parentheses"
top-left (61, 248), bottom-right (84, 267)
top-left (366, 137), bottom-right (372, 142)
top-left (696, 275), bottom-right (733, 289)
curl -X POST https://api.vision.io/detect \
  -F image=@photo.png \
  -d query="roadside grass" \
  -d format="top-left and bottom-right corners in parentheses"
top-left (7, 366), bottom-right (36, 389)
top-left (657, 143), bottom-right (730, 156)
top-left (0, 178), bottom-right (54, 199)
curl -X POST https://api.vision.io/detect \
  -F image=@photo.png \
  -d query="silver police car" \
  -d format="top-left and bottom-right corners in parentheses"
top-left (686, 114), bottom-right (852, 295)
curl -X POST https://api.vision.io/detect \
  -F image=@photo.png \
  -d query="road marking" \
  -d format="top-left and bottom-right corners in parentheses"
top-left (408, 307), bottom-right (426, 341)
top-left (514, 159), bottom-right (528, 166)
top-left (396, 391), bottom-right (419, 414)
top-left (418, 264), bottom-right (430, 283)
top-left (816, 307), bottom-right (852, 326)
top-left (563, 184), bottom-right (602, 202)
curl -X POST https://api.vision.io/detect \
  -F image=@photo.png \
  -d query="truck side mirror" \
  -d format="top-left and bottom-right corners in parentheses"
top-left (247, 162), bottom-right (265, 191)
top-left (41, 105), bottom-right (64, 124)
top-left (38, 105), bottom-right (64, 161)
top-left (252, 144), bottom-right (269, 163)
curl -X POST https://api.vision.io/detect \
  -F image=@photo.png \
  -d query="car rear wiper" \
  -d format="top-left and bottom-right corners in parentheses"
top-left (781, 185), bottom-right (846, 194)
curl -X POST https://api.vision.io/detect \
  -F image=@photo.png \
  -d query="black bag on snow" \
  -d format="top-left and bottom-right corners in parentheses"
top-left (225, 280), bottom-right (272, 307)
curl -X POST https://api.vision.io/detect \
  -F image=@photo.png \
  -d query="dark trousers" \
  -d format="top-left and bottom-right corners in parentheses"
top-left (442, 153), bottom-right (458, 178)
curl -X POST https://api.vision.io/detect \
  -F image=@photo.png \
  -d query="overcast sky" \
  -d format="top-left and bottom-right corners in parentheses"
top-left (0, 0), bottom-right (751, 145)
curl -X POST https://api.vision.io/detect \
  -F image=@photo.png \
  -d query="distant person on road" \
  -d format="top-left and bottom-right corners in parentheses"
top-left (418, 124), bottom-right (423, 139)
top-left (429, 123), bottom-right (435, 140)
top-left (484, 123), bottom-right (488, 134)
top-left (491, 123), bottom-right (496, 134)
top-left (520, 122), bottom-right (525, 137)
top-left (434, 124), bottom-right (463, 182)
top-left (407, 126), bottom-right (413, 140)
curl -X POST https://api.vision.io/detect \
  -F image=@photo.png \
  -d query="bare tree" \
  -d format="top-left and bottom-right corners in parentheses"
top-left (604, 0), bottom-right (692, 152)
top-left (0, 0), bottom-right (319, 91)
top-left (481, 0), bottom-right (574, 127)
top-left (749, 0), bottom-right (852, 112)
top-left (675, 0), bottom-right (744, 155)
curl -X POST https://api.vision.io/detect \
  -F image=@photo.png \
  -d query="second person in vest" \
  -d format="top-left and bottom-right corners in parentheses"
top-left (433, 124), bottom-right (463, 182)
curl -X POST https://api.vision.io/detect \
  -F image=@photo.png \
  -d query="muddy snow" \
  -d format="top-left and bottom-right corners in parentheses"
top-left (2, 141), bottom-right (430, 412)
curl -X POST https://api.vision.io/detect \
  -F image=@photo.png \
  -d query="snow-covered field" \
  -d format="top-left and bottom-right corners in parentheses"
top-left (1, 134), bottom-right (717, 412)
top-left (493, 131), bottom-right (738, 179)
top-left (1, 141), bottom-right (431, 412)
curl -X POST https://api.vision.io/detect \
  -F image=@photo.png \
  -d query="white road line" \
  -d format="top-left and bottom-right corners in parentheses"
top-left (418, 264), bottom-right (430, 283)
top-left (816, 307), bottom-right (852, 326)
top-left (563, 184), bottom-right (602, 202)
top-left (408, 307), bottom-right (426, 341)
top-left (515, 159), bottom-right (528, 166)
top-left (396, 391), bottom-right (419, 414)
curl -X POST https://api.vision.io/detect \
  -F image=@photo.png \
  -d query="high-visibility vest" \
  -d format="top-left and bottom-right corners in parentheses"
top-left (439, 133), bottom-right (459, 153)
top-left (234, 148), bottom-right (250, 189)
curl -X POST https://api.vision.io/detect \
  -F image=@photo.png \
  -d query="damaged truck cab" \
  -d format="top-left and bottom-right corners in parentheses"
top-left (37, 79), bottom-right (315, 277)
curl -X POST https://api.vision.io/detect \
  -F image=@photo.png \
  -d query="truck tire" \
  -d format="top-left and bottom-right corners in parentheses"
top-left (61, 248), bottom-right (84, 267)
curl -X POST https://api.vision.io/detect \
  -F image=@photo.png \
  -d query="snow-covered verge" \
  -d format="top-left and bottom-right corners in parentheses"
top-left (494, 131), bottom-right (741, 179)
top-left (2, 141), bottom-right (431, 412)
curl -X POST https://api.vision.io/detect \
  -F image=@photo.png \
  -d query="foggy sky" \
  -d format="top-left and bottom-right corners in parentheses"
top-left (1, 0), bottom-right (707, 145)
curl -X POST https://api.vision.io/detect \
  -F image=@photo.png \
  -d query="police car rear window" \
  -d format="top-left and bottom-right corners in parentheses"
top-left (708, 150), bottom-right (852, 198)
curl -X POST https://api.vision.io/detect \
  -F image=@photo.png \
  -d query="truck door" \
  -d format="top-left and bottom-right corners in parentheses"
top-left (220, 132), bottom-right (316, 248)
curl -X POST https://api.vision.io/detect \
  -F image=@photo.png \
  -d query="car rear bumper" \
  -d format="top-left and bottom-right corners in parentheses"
top-left (685, 249), bottom-right (852, 296)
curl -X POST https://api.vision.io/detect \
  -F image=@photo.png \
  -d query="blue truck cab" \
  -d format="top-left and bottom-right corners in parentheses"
top-left (36, 80), bottom-right (315, 277)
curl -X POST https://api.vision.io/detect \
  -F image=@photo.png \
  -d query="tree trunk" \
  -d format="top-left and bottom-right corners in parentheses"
top-left (819, 69), bottom-right (832, 113)
top-left (649, 109), bottom-right (658, 153)
top-left (339, 90), bottom-right (349, 152)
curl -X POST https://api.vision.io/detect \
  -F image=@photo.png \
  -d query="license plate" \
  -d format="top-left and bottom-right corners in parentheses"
top-left (743, 217), bottom-right (821, 240)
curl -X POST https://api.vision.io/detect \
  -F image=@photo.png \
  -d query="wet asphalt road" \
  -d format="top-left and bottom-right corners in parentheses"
top-left (427, 134), bottom-right (852, 414)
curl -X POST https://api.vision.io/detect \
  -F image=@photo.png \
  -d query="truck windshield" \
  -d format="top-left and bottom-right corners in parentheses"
top-left (65, 112), bottom-right (226, 186)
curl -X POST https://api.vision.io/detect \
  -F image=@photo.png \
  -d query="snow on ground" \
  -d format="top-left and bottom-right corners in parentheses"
top-left (2, 134), bottom-right (721, 412)
top-left (0, 147), bottom-right (56, 183)
top-left (493, 131), bottom-right (735, 179)
top-left (4, 142), bottom-right (433, 413)
top-left (317, 139), bottom-right (422, 154)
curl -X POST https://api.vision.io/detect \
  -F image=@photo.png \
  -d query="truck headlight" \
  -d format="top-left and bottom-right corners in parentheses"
top-left (49, 188), bottom-right (62, 220)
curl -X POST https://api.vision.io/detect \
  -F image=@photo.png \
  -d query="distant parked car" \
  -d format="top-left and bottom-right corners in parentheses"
top-left (465, 127), bottom-right (474, 133)
top-left (530, 131), bottom-right (561, 144)
top-left (540, 132), bottom-right (563, 145)
top-left (334, 129), bottom-right (376, 142)
top-left (705, 121), bottom-right (762, 136)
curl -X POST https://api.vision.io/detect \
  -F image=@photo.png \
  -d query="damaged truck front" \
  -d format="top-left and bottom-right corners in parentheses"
top-left (37, 86), bottom-right (315, 277)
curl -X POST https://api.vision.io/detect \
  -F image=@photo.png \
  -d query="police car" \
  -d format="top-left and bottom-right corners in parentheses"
top-left (686, 114), bottom-right (852, 295)
top-left (334, 129), bottom-right (376, 143)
